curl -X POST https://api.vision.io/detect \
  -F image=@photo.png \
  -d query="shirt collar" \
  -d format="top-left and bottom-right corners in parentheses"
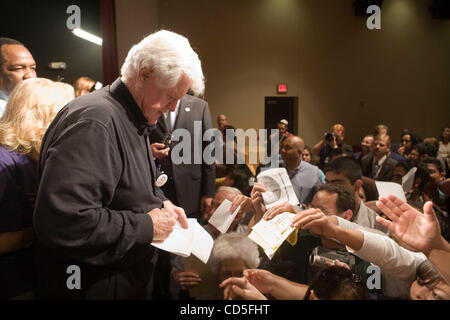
top-left (373, 154), bottom-right (387, 166)
top-left (283, 160), bottom-right (303, 173)
top-left (109, 78), bottom-right (155, 136)
top-left (165, 100), bottom-right (181, 115)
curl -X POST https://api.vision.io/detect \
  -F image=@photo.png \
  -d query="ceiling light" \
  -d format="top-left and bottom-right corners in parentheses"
top-left (72, 28), bottom-right (102, 46)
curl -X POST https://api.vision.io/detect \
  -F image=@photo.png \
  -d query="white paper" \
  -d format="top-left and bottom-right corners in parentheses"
top-left (189, 220), bottom-right (214, 264)
top-left (401, 167), bottom-right (417, 193)
top-left (151, 218), bottom-right (214, 264)
top-left (208, 199), bottom-right (240, 234)
top-left (248, 212), bottom-right (296, 259)
top-left (257, 168), bottom-right (299, 209)
top-left (375, 181), bottom-right (407, 202)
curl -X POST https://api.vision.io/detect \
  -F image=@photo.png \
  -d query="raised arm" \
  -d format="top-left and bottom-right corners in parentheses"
top-left (291, 208), bottom-right (425, 281)
top-left (376, 194), bottom-right (450, 283)
top-left (219, 268), bottom-right (308, 300)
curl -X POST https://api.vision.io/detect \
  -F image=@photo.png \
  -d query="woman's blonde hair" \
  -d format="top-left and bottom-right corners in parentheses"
top-left (0, 78), bottom-right (74, 160)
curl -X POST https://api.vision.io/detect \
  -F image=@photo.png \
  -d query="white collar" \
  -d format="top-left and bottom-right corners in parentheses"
top-left (373, 154), bottom-right (387, 166)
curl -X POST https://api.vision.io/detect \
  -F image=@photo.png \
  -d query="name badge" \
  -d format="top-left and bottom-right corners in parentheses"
top-left (156, 174), bottom-right (168, 187)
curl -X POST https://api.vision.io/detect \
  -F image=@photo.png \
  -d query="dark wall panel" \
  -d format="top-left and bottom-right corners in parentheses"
top-left (0, 0), bottom-right (102, 86)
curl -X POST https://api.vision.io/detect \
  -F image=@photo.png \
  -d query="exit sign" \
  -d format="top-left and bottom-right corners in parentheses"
top-left (277, 84), bottom-right (287, 93)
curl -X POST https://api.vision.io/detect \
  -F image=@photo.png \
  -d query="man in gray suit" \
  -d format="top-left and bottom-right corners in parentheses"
top-left (149, 94), bottom-right (215, 299)
top-left (150, 94), bottom-right (216, 221)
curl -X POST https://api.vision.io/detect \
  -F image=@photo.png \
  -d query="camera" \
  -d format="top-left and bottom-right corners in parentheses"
top-left (325, 132), bottom-right (335, 141)
top-left (309, 246), bottom-right (356, 270)
top-left (162, 133), bottom-right (172, 148)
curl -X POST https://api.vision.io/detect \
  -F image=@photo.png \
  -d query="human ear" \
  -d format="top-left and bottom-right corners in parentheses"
top-left (138, 67), bottom-right (152, 82)
top-left (341, 209), bottom-right (353, 221)
top-left (354, 179), bottom-right (363, 194)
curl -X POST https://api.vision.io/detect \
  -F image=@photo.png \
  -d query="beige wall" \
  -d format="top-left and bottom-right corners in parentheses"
top-left (115, 0), bottom-right (450, 146)
top-left (115, 0), bottom-right (159, 69)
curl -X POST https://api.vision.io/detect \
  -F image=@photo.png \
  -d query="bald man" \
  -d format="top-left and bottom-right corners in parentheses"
top-left (217, 114), bottom-right (227, 133)
top-left (0, 37), bottom-right (37, 116)
top-left (280, 135), bottom-right (323, 205)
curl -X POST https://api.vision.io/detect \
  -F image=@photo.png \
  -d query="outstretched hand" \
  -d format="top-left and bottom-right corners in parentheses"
top-left (243, 269), bottom-right (278, 295)
top-left (250, 183), bottom-right (267, 222)
top-left (219, 276), bottom-right (267, 300)
top-left (290, 208), bottom-right (339, 239)
top-left (376, 194), bottom-right (442, 256)
top-left (263, 201), bottom-right (297, 221)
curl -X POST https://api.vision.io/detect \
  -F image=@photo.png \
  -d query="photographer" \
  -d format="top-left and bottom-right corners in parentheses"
top-left (312, 123), bottom-right (353, 169)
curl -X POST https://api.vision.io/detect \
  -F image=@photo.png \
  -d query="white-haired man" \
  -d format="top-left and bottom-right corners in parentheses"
top-left (33, 30), bottom-right (204, 299)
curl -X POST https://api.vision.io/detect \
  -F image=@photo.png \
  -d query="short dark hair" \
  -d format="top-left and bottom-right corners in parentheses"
top-left (440, 127), bottom-right (450, 142)
top-left (395, 160), bottom-right (430, 192)
top-left (226, 165), bottom-right (252, 197)
top-left (304, 266), bottom-right (368, 300)
top-left (323, 157), bottom-right (362, 184)
top-left (318, 184), bottom-right (356, 215)
top-left (416, 142), bottom-right (437, 158)
top-left (0, 37), bottom-right (25, 65)
top-left (401, 129), bottom-right (421, 146)
top-left (374, 124), bottom-right (388, 136)
top-left (422, 157), bottom-right (443, 174)
top-left (416, 260), bottom-right (443, 288)
top-left (395, 159), bottom-right (414, 173)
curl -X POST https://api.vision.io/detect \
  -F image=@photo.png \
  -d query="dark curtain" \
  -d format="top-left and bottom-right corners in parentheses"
top-left (100, 0), bottom-right (118, 85)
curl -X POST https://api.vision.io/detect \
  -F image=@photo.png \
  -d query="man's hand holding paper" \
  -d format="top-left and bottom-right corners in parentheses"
top-left (151, 218), bottom-right (214, 264)
top-left (256, 168), bottom-right (299, 209)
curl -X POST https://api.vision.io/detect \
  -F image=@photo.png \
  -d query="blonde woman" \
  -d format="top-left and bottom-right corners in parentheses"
top-left (0, 78), bottom-right (73, 299)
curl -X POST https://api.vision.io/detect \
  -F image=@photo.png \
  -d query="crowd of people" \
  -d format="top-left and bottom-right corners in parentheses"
top-left (0, 32), bottom-right (449, 301)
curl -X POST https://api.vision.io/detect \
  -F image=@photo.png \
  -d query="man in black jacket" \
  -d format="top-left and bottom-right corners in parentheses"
top-left (33, 30), bottom-right (204, 299)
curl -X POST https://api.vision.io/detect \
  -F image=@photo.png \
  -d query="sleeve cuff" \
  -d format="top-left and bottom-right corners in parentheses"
top-left (135, 213), bottom-right (154, 244)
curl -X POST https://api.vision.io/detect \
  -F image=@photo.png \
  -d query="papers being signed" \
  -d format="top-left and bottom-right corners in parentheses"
top-left (257, 168), bottom-right (299, 209)
top-left (151, 218), bottom-right (214, 264)
top-left (248, 212), bottom-right (296, 259)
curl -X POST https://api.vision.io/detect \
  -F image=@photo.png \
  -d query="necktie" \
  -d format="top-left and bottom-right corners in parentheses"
top-left (372, 162), bottom-right (380, 179)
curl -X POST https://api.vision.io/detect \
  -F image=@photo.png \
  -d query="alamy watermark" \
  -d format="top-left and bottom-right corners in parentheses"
top-left (66, 265), bottom-right (81, 290)
top-left (168, 124), bottom-right (280, 167)
top-left (366, 265), bottom-right (382, 290)
top-left (66, 5), bottom-right (81, 30)
top-left (366, 5), bottom-right (381, 30)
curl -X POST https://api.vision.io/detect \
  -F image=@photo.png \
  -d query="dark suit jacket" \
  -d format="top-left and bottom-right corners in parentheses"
top-left (149, 94), bottom-right (215, 220)
top-left (361, 153), bottom-right (398, 181)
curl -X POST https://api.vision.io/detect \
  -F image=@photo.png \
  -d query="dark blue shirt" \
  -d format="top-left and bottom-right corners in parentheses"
top-left (0, 145), bottom-right (37, 299)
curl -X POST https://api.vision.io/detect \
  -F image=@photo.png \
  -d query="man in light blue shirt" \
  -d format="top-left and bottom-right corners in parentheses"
top-left (280, 135), bottom-right (323, 205)
top-left (0, 37), bottom-right (37, 117)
